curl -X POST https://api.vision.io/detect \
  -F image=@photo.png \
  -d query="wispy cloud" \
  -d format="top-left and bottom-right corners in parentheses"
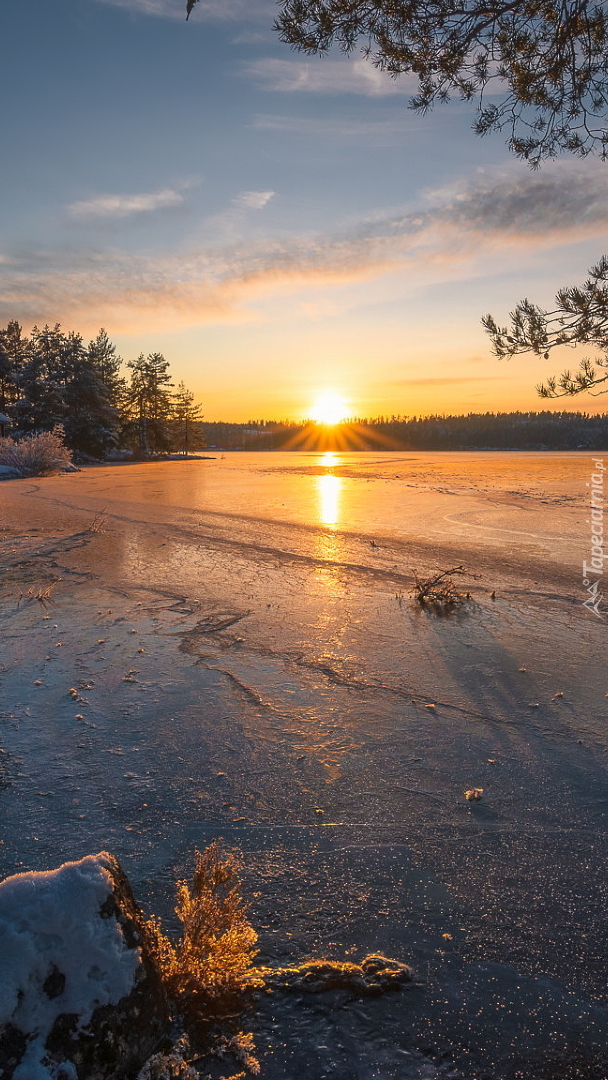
top-left (94, 0), bottom-right (274, 20)
top-left (421, 169), bottom-right (608, 234)
top-left (68, 188), bottom-right (184, 219)
top-left (245, 57), bottom-right (415, 96)
top-left (394, 376), bottom-right (507, 386)
top-left (185, 0), bottom-right (274, 18)
top-left (253, 113), bottom-right (414, 144)
top-left (3, 165), bottom-right (608, 333)
top-left (94, 0), bottom-right (183, 17)
top-left (233, 190), bottom-right (275, 210)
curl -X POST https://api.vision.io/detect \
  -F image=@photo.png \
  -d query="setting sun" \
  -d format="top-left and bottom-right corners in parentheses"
top-left (309, 392), bottom-right (348, 426)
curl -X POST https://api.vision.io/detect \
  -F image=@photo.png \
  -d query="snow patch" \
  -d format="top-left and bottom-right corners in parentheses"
top-left (0, 853), bottom-right (141, 1080)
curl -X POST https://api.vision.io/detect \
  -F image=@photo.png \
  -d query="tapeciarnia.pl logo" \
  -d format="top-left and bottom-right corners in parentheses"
top-left (582, 457), bottom-right (605, 618)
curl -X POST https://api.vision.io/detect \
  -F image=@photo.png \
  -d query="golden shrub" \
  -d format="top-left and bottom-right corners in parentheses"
top-left (146, 843), bottom-right (263, 1021)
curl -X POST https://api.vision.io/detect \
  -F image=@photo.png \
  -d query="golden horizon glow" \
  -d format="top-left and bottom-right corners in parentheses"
top-left (309, 392), bottom-right (348, 426)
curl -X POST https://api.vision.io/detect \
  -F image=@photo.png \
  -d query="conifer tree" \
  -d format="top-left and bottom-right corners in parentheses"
top-left (0, 321), bottom-right (28, 412)
top-left (171, 381), bottom-right (204, 455)
top-left (11, 325), bottom-right (70, 434)
top-left (267, 0), bottom-right (608, 164)
top-left (87, 329), bottom-right (126, 408)
top-left (125, 352), bottom-right (174, 453)
top-left (484, 257), bottom-right (608, 396)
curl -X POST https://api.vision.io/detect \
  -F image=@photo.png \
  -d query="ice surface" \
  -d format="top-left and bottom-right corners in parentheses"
top-left (1, 451), bottom-right (607, 1076)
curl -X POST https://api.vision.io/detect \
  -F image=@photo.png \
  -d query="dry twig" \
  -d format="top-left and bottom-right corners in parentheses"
top-left (412, 566), bottom-right (469, 609)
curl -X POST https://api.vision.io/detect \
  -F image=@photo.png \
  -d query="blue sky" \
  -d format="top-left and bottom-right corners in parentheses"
top-left (1, 0), bottom-right (608, 419)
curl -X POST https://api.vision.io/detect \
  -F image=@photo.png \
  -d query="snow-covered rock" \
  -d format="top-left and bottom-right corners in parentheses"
top-left (52, 460), bottom-right (80, 473)
top-left (0, 852), bottom-right (169, 1080)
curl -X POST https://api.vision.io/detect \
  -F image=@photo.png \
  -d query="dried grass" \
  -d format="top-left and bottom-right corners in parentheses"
top-left (145, 843), bottom-right (263, 1024)
top-left (16, 582), bottom-right (59, 609)
top-left (412, 565), bottom-right (470, 609)
top-left (88, 510), bottom-right (108, 533)
top-left (263, 954), bottom-right (412, 995)
top-left (137, 1049), bottom-right (197, 1079)
top-left (211, 1031), bottom-right (260, 1076)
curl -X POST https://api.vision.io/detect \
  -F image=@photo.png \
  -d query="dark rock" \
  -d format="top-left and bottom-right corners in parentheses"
top-left (0, 851), bottom-right (169, 1080)
top-left (0, 1024), bottom-right (27, 1076)
top-left (43, 965), bottom-right (66, 1000)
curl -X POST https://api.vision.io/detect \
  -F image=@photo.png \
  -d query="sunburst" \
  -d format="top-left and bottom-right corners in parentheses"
top-left (309, 392), bottom-right (348, 426)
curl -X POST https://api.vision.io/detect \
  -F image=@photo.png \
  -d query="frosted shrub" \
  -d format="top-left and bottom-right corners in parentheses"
top-left (146, 843), bottom-right (262, 1021)
top-left (0, 426), bottom-right (72, 476)
top-left (137, 1049), bottom-right (197, 1079)
top-left (143, 844), bottom-right (262, 1077)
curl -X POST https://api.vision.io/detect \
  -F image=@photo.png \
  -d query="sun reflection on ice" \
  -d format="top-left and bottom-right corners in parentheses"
top-left (317, 453), bottom-right (342, 529)
top-left (315, 456), bottom-right (344, 596)
top-left (318, 473), bottom-right (341, 527)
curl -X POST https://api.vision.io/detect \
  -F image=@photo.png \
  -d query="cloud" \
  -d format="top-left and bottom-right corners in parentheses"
top-left (422, 168), bottom-right (608, 235)
top-left (93, 0), bottom-right (183, 17)
top-left (3, 164), bottom-right (608, 333)
top-left (233, 191), bottom-right (275, 210)
top-left (231, 29), bottom-right (271, 44)
top-left (94, 0), bottom-right (274, 20)
top-left (68, 188), bottom-right (184, 219)
top-left (245, 57), bottom-right (415, 96)
top-left (253, 113), bottom-right (415, 144)
top-left (393, 376), bottom-right (507, 386)
top-left (185, 0), bottom-right (274, 18)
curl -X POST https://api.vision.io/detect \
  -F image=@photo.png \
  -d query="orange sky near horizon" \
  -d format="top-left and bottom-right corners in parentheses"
top-left (113, 318), bottom-right (608, 423)
top-left (4, 2), bottom-right (608, 425)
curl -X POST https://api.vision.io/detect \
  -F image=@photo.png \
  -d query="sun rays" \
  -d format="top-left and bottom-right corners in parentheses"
top-left (309, 392), bottom-right (348, 426)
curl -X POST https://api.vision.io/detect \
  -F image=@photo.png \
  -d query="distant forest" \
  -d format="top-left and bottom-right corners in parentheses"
top-left (203, 412), bottom-right (608, 451)
top-left (1, 321), bottom-right (607, 456)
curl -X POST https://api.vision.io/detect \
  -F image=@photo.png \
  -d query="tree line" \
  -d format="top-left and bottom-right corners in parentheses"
top-left (0, 321), bottom-right (204, 459)
top-left (360, 411), bottom-right (608, 449)
top-left (200, 412), bottom-right (608, 451)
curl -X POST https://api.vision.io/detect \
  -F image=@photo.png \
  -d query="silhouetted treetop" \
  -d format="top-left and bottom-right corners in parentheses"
top-left (484, 258), bottom-right (608, 396)
top-left (215, 0), bottom-right (608, 164)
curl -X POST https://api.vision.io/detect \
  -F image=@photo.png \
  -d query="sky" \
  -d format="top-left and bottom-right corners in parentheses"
top-left (2, 0), bottom-right (608, 421)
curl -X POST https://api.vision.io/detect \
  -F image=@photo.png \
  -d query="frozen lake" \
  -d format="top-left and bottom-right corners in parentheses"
top-left (1, 451), bottom-right (607, 1077)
